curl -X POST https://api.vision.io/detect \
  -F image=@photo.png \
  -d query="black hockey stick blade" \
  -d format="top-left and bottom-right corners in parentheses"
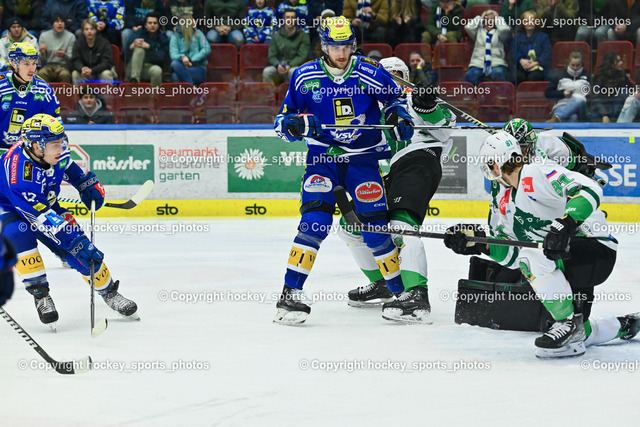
top-left (0, 307), bottom-right (92, 374)
top-left (58, 180), bottom-right (154, 209)
top-left (333, 186), bottom-right (542, 249)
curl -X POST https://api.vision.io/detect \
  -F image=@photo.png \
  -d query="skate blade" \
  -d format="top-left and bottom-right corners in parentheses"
top-left (348, 297), bottom-right (393, 308)
top-left (535, 341), bottom-right (586, 359)
top-left (91, 318), bottom-right (108, 338)
top-left (382, 308), bottom-right (432, 324)
top-left (273, 308), bottom-right (308, 325)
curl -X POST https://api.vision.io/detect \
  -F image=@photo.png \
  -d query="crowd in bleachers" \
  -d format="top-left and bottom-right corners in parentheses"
top-left (2, 0), bottom-right (639, 124)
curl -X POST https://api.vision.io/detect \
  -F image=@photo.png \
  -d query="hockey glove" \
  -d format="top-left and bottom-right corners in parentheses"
top-left (76, 171), bottom-right (105, 211)
top-left (411, 82), bottom-right (438, 114)
top-left (385, 107), bottom-right (414, 141)
top-left (0, 236), bottom-right (16, 307)
top-left (543, 216), bottom-right (578, 261)
top-left (65, 235), bottom-right (104, 268)
top-left (283, 114), bottom-right (322, 140)
top-left (444, 224), bottom-right (489, 256)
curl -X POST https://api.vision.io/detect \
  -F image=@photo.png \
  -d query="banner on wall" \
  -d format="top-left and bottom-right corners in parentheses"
top-left (583, 137), bottom-right (638, 197)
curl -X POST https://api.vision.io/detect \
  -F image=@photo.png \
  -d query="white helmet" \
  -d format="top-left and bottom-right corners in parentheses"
top-left (379, 57), bottom-right (409, 82)
top-left (479, 131), bottom-right (522, 186)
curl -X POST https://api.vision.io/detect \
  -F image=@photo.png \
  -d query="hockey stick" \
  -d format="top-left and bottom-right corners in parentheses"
top-left (334, 186), bottom-right (542, 249)
top-left (0, 307), bottom-right (91, 374)
top-left (90, 200), bottom-right (108, 338)
top-left (58, 180), bottom-right (154, 209)
top-left (322, 124), bottom-right (552, 131)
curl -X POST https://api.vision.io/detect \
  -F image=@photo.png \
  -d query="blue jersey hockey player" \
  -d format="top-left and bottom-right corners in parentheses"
top-left (0, 114), bottom-right (137, 329)
top-left (0, 42), bottom-right (61, 149)
top-left (273, 16), bottom-right (414, 325)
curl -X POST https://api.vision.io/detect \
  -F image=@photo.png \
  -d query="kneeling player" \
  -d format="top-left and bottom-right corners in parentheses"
top-left (0, 114), bottom-right (137, 329)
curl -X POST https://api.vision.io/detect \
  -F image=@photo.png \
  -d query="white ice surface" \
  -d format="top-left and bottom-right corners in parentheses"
top-left (1, 217), bottom-right (640, 426)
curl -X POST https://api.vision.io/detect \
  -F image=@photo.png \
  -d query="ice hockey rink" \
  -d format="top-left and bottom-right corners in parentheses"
top-left (1, 216), bottom-right (640, 426)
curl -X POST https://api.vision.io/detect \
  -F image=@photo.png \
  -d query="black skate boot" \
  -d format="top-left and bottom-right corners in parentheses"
top-left (101, 280), bottom-right (138, 317)
top-left (348, 279), bottom-right (394, 307)
top-left (27, 285), bottom-right (59, 329)
top-left (535, 313), bottom-right (586, 358)
top-left (618, 313), bottom-right (640, 340)
top-left (274, 285), bottom-right (311, 325)
top-left (382, 286), bottom-right (431, 324)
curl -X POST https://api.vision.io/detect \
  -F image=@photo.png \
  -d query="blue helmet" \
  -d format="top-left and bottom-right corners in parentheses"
top-left (319, 16), bottom-right (356, 54)
top-left (21, 114), bottom-right (66, 152)
top-left (8, 42), bottom-right (39, 64)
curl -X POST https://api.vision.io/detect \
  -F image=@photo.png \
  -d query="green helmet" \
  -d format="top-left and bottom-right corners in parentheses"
top-left (502, 118), bottom-right (537, 152)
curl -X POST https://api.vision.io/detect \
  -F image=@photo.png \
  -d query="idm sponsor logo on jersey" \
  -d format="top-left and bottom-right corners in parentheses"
top-left (355, 181), bottom-right (383, 203)
top-left (333, 98), bottom-right (355, 125)
top-left (84, 145), bottom-right (154, 185)
top-left (303, 174), bottom-right (332, 192)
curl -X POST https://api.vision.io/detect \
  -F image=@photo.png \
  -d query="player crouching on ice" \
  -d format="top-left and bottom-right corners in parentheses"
top-left (445, 131), bottom-right (639, 358)
top-left (0, 114), bottom-right (137, 329)
top-left (272, 17), bottom-right (414, 325)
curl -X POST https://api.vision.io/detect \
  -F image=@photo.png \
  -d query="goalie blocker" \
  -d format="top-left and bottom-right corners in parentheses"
top-left (455, 257), bottom-right (553, 332)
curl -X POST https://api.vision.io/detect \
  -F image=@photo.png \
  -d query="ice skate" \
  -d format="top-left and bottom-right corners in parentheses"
top-left (101, 280), bottom-right (139, 319)
top-left (382, 286), bottom-right (432, 324)
top-left (618, 312), bottom-right (640, 340)
top-left (27, 285), bottom-right (59, 332)
top-left (348, 279), bottom-right (394, 307)
top-left (535, 314), bottom-right (586, 359)
top-left (274, 285), bottom-right (311, 325)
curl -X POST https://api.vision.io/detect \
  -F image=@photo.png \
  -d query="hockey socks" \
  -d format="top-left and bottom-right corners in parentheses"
top-left (371, 240), bottom-right (403, 294)
top-left (284, 234), bottom-right (320, 290)
top-left (390, 211), bottom-right (428, 291)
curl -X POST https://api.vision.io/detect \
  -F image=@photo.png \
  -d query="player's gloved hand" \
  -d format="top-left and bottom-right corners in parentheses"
top-left (65, 235), bottom-right (104, 268)
top-left (385, 108), bottom-right (414, 141)
top-left (283, 114), bottom-right (322, 140)
top-left (0, 236), bottom-right (17, 307)
top-left (543, 216), bottom-right (577, 260)
top-left (444, 224), bottom-right (488, 256)
top-left (76, 171), bottom-right (105, 210)
top-left (411, 82), bottom-right (438, 114)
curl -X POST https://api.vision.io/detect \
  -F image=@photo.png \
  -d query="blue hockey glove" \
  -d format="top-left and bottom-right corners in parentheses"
top-left (76, 171), bottom-right (105, 210)
top-left (283, 114), bottom-right (323, 140)
top-left (385, 108), bottom-right (414, 141)
top-left (65, 235), bottom-right (104, 268)
top-left (543, 216), bottom-right (577, 260)
top-left (0, 236), bottom-right (16, 307)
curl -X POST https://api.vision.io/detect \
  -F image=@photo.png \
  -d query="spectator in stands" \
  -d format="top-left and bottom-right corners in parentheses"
top-left (510, 10), bottom-right (551, 83)
top-left (591, 51), bottom-right (633, 123)
top-left (38, 15), bottom-right (76, 83)
top-left (87, 0), bottom-right (125, 48)
top-left (123, 0), bottom-right (164, 50)
top-left (41, 0), bottom-right (89, 35)
top-left (204, 0), bottom-right (246, 48)
top-left (125, 12), bottom-right (168, 85)
top-left (1, 0), bottom-right (45, 37)
top-left (368, 49), bottom-right (382, 61)
top-left (71, 19), bottom-right (117, 83)
top-left (464, 9), bottom-right (510, 86)
top-left (602, 0), bottom-right (640, 45)
top-left (276, 0), bottom-right (309, 34)
top-left (545, 51), bottom-right (589, 122)
top-left (387, 0), bottom-right (423, 48)
top-left (408, 51), bottom-right (436, 85)
top-left (536, 0), bottom-right (578, 44)
top-left (262, 9), bottom-right (309, 86)
top-left (244, 0), bottom-right (276, 45)
top-left (575, 0), bottom-right (608, 45)
top-left (164, 0), bottom-right (205, 39)
top-left (310, 8), bottom-right (336, 59)
top-left (169, 13), bottom-right (210, 85)
top-left (617, 89), bottom-right (640, 123)
top-left (343, 0), bottom-right (389, 43)
top-left (0, 17), bottom-right (38, 71)
top-left (65, 85), bottom-right (114, 124)
top-left (500, 0), bottom-right (535, 26)
top-left (421, 0), bottom-right (463, 45)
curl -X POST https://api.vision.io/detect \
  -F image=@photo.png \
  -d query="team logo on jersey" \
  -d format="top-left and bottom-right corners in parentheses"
top-left (23, 161), bottom-right (33, 182)
top-left (303, 174), bottom-right (332, 193)
top-left (312, 90), bottom-right (323, 103)
top-left (521, 177), bottom-right (534, 193)
top-left (333, 98), bottom-right (355, 125)
top-left (1, 102), bottom-right (9, 111)
top-left (499, 188), bottom-right (511, 215)
top-left (355, 182), bottom-right (383, 203)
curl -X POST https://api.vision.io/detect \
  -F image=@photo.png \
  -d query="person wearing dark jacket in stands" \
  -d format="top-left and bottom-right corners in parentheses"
top-left (65, 85), bottom-right (114, 124)
top-left (70, 18), bottom-right (117, 83)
